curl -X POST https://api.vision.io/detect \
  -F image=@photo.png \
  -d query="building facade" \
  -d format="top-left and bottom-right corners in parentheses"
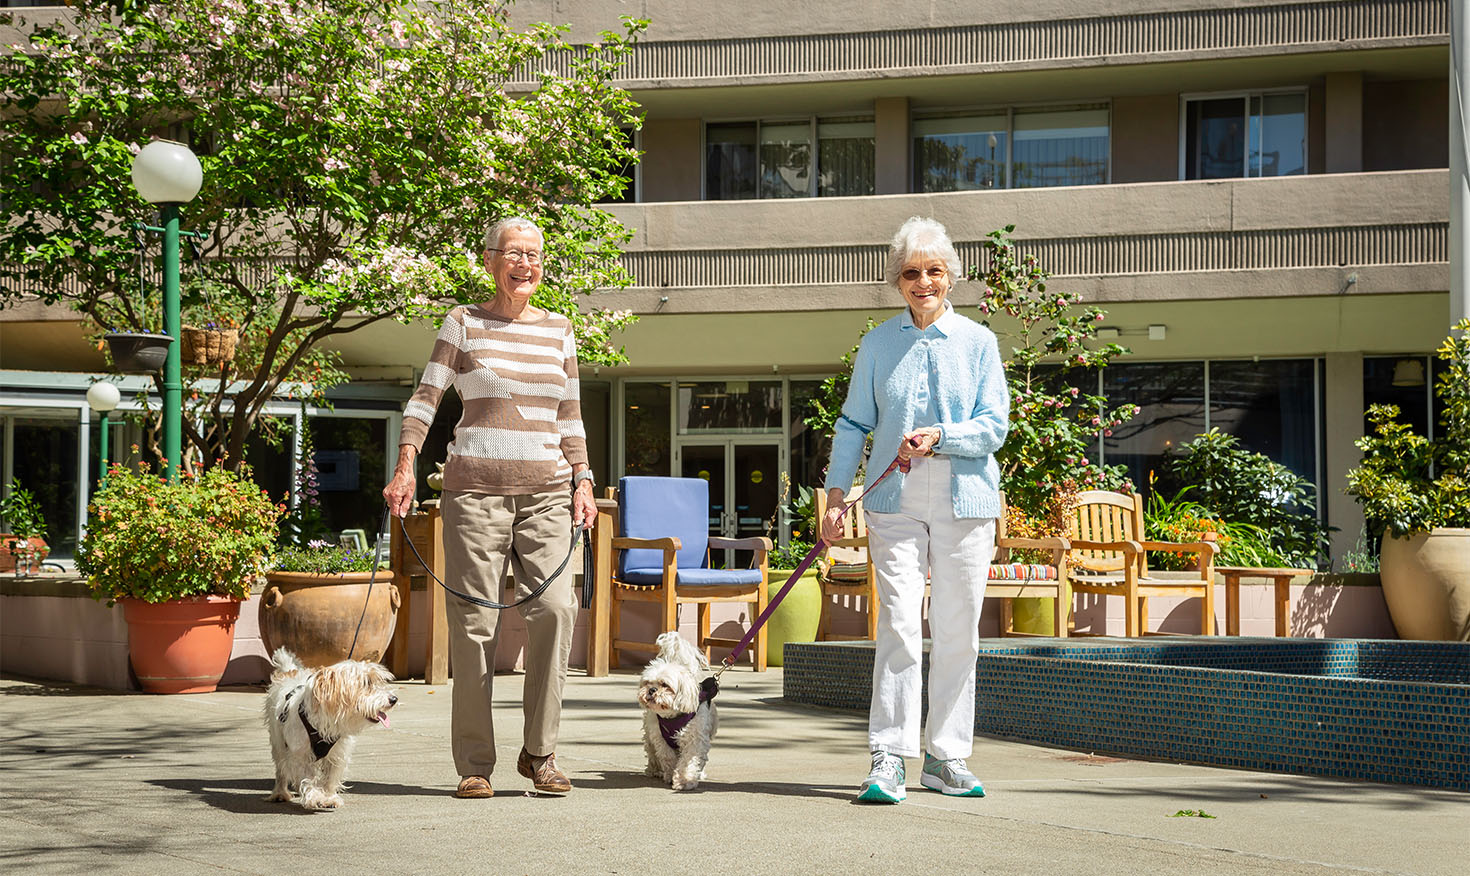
top-left (0, 0), bottom-right (1455, 564)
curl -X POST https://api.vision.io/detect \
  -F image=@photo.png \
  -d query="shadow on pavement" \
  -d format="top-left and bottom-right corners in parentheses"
top-left (150, 777), bottom-right (447, 813)
top-left (573, 769), bottom-right (853, 801)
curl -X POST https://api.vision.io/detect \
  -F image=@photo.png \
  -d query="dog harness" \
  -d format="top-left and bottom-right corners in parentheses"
top-left (656, 676), bottom-right (719, 751)
top-left (278, 686), bottom-right (339, 761)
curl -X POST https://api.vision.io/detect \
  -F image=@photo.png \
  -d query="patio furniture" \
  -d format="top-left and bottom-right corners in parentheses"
top-left (1067, 490), bottom-right (1218, 637)
top-left (607, 476), bottom-right (770, 670)
top-left (1215, 566), bottom-right (1317, 636)
top-left (813, 486), bottom-right (878, 641)
top-left (990, 492), bottom-right (1072, 637)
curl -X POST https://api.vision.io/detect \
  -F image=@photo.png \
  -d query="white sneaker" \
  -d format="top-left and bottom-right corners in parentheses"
top-left (857, 751), bottom-right (906, 803)
top-left (920, 753), bottom-right (986, 797)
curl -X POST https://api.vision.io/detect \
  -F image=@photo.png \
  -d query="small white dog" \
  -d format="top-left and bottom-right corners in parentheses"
top-left (262, 648), bottom-right (397, 811)
top-left (638, 631), bottom-right (719, 791)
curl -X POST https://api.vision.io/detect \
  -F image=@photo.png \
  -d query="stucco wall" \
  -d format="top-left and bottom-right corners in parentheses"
top-left (1364, 78), bottom-right (1449, 170)
top-left (638, 117), bottom-right (702, 202)
top-left (1111, 94), bottom-right (1180, 183)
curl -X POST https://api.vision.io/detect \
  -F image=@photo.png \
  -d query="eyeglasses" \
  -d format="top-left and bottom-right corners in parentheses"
top-left (489, 248), bottom-right (543, 265)
top-left (901, 266), bottom-right (947, 282)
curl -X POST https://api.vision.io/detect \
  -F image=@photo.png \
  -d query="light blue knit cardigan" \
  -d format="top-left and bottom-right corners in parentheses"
top-left (823, 305), bottom-right (1010, 519)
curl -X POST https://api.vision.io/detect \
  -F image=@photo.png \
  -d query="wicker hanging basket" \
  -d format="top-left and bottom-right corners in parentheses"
top-left (180, 326), bottom-right (239, 366)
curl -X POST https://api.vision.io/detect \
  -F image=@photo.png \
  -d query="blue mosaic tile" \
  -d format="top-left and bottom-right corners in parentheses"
top-left (783, 637), bottom-right (1470, 792)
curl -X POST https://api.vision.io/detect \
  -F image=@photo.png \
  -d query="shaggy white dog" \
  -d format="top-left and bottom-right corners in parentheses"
top-left (262, 648), bottom-right (397, 811)
top-left (637, 631), bottom-right (718, 791)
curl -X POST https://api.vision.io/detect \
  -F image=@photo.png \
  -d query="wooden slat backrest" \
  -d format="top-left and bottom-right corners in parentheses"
top-left (1067, 489), bottom-right (1137, 573)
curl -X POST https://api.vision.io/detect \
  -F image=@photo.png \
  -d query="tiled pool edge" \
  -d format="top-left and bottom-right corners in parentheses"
top-left (783, 639), bottom-right (1470, 792)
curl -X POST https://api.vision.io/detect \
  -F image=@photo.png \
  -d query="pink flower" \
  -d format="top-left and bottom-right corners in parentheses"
top-left (69, 131), bottom-right (87, 146)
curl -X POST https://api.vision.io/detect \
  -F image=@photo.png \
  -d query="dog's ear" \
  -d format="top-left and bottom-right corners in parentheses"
top-left (668, 667), bottom-right (700, 714)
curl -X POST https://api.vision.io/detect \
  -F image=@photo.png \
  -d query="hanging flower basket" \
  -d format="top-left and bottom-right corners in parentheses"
top-left (180, 325), bottom-right (238, 366)
top-left (104, 332), bottom-right (173, 374)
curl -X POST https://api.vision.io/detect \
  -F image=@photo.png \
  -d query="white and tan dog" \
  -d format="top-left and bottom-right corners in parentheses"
top-left (638, 631), bottom-right (719, 791)
top-left (262, 648), bottom-right (397, 811)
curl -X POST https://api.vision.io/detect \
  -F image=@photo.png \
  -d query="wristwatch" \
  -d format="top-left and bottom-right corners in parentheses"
top-left (572, 469), bottom-right (596, 490)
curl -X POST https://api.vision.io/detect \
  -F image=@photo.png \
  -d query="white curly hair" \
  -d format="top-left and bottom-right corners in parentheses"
top-left (884, 216), bottom-right (963, 288)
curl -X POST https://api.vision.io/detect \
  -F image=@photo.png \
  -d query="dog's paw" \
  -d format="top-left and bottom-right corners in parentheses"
top-left (672, 776), bottom-right (699, 791)
top-left (267, 789), bottom-right (293, 803)
top-left (301, 793), bottom-right (343, 811)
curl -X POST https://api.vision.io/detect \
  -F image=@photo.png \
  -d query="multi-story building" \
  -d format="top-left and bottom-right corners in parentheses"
top-left (0, 0), bottom-right (1455, 567)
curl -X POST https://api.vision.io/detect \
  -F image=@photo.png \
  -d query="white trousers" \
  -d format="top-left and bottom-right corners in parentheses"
top-left (864, 455), bottom-right (996, 760)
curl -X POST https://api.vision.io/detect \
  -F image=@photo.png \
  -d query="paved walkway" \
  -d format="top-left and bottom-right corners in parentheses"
top-left (1, 669), bottom-right (1463, 875)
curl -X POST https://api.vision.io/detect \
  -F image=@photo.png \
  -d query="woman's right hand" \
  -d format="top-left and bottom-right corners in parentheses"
top-left (383, 467), bottom-right (416, 518)
top-left (820, 487), bottom-right (849, 543)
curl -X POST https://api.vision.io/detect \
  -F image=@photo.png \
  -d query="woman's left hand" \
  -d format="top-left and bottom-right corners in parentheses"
top-left (572, 481), bottom-right (597, 529)
top-left (899, 427), bottom-right (941, 461)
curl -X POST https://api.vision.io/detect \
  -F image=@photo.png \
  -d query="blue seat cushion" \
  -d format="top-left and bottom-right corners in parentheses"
top-left (621, 567), bottom-right (764, 587)
top-left (617, 476), bottom-right (711, 577)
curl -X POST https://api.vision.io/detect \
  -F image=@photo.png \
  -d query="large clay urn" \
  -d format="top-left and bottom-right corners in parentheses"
top-left (260, 571), bottom-right (401, 666)
top-left (1378, 529), bottom-right (1470, 641)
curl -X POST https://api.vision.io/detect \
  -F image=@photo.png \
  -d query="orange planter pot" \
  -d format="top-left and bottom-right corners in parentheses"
top-left (121, 596), bottom-right (241, 694)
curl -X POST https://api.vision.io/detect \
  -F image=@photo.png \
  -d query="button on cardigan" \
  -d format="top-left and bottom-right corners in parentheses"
top-left (823, 304), bottom-right (1010, 519)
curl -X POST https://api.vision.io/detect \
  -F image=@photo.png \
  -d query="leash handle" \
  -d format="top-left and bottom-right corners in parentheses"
top-left (718, 437), bottom-right (922, 673)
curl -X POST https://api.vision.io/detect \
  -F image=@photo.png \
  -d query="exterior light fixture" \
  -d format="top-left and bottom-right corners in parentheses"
top-left (1391, 358), bottom-right (1426, 387)
top-left (86, 382), bottom-right (122, 486)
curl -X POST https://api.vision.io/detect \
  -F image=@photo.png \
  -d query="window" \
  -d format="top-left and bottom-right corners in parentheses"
top-left (705, 117), bottom-right (874, 200)
top-left (1363, 356), bottom-right (1434, 439)
top-left (676, 380), bottom-right (781, 433)
top-left (1102, 363), bottom-right (1208, 493)
top-left (1183, 91), bottom-right (1306, 180)
top-left (623, 382), bottom-right (671, 476)
top-left (913, 104), bottom-right (1110, 193)
top-left (1208, 360), bottom-right (1319, 506)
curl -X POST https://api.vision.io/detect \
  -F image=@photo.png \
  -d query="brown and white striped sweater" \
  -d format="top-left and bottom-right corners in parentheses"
top-left (397, 304), bottom-right (588, 495)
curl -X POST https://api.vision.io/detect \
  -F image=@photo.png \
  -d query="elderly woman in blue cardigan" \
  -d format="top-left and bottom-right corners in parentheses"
top-left (821, 216), bottom-right (1010, 804)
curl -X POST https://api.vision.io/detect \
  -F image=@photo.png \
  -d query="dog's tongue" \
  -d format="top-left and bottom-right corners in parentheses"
top-left (377, 711), bottom-right (391, 729)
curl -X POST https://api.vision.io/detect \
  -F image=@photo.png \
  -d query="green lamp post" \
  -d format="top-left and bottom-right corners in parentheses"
top-left (130, 140), bottom-right (202, 483)
top-left (86, 381), bottom-right (121, 487)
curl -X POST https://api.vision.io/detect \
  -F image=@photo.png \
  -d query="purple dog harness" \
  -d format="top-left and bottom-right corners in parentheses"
top-left (657, 676), bottom-right (719, 750)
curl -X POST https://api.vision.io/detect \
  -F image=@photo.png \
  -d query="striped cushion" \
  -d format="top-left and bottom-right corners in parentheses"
top-left (824, 562), bottom-right (869, 582)
top-left (988, 563), bottom-right (1059, 581)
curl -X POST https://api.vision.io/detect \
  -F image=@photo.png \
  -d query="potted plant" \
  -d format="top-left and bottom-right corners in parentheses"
top-left (763, 478), bottom-right (822, 666)
top-left (180, 320), bottom-right (239, 367)
top-left (1346, 319), bottom-right (1470, 641)
top-left (78, 462), bottom-right (281, 692)
top-left (0, 480), bottom-right (49, 574)
top-left (261, 539), bottom-right (398, 667)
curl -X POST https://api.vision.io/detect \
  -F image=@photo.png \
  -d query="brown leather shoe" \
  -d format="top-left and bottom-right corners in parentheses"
top-left (517, 748), bottom-right (572, 793)
top-left (454, 775), bottom-right (493, 798)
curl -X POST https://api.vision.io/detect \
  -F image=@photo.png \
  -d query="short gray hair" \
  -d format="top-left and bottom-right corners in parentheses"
top-left (483, 216), bottom-right (544, 253)
top-left (884, 216), bottom-right (963, 288)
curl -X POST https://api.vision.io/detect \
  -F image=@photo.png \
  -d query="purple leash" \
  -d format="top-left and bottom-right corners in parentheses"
top-left (715, 438), bottom-right (921, 678)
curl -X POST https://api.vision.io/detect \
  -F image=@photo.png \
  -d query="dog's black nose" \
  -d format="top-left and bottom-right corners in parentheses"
top-left (388, 694), bottom-right (398, 706)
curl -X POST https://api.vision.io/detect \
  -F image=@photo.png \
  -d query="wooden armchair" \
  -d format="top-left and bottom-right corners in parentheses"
top-left (813, 487), bottom-right (878, 641)
top-left (607, 476), bottom-right (770, 670)
top-left (1066, 490), bottom-right (1217, 637)
top-left (990, 492), bottom-right (1072, 637)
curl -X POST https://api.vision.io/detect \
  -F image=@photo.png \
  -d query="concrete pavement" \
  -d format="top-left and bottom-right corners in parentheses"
top-left (1, 669), bottom-right (1464, 875)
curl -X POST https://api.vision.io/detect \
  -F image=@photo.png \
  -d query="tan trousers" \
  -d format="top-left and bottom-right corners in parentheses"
top-left (441, 488), bottom-right (577, 777)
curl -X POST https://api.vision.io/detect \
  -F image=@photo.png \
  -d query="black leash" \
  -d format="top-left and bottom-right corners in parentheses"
top-left (346, 505), bottom-right (391, 661)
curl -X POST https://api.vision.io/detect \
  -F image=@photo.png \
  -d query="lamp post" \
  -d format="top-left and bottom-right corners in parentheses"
top-left (130, 139), bottom-right (202, 483)
top-left (86, 382), bottom-right (121, 487)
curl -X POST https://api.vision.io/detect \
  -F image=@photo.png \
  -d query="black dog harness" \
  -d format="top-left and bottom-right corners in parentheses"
top-left (278, 688), bottom-right (339, 761)
top-left (656, 676), bottom-right (719, 751)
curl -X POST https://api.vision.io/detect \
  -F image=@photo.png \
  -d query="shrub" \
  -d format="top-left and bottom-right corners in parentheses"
top-left (272, 540), bottom-right (381, 575)
top-left (78, 463), bottom-right (282, 603)
top-left (1143, 484), bottom-right (1282, 570)
top-left (1347, 320), bottom-right (1470, 537)
top-left (1160, 428), bottom-right (1330, 569)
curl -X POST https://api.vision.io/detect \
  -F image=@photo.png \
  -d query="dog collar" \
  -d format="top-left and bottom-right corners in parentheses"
top-left (656, 677), bottom-right (718, 751)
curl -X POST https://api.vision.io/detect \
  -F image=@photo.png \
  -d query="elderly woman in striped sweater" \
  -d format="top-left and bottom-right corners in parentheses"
top-left (383, 217), bottom-right (596, 800)
top-left (821, 216), bottom-right (1010, 804)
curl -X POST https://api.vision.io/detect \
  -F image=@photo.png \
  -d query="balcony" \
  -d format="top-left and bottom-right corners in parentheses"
top-left (600, 169), bottom-right (1448, 314)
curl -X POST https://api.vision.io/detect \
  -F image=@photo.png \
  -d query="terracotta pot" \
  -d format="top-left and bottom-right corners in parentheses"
top-left (121, 596), bottom-right (241, 694)
top-left (260, 571), bottom-right (401, 667)
top-left (1379, 528), bottom-right (1470, 641)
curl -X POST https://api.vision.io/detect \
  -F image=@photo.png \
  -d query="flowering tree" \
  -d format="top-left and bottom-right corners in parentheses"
top-left (0, 0), bottom-right (643, 471)
top-left (970, 225), bottom-right (1136, 519)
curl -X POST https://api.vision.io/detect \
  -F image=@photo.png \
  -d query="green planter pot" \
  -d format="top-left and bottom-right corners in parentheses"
top-left (1010, 597), bottom-right (1056, 635)
top-left (765, 568), bottom-right (821, 667)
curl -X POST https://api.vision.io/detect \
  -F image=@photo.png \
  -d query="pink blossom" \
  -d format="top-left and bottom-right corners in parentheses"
top-left (69, 131), bottom-right (87, 146)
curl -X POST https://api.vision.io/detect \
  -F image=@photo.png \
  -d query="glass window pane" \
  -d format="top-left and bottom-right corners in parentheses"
top-left (1257, 92), bottom-right (1306, 177)
top-left (1208, 359), bottom-right (1319, 506)
top-left (1102, 363), bottom-right (1207, 495)
top-left (1012, 106), bottom-right (1109, 188)
top-left (817, 118), bottom-right (875, 197)
top-left (759, 122), bottom-right (812, 199)
top-left (705, 122), bottom-right (757, 200)
top-left (912, 114), bottom-right (1006, 192)
top-left (9, 415), bottom-right (79, 558)
top-left (677, 380), bottom-right (782, 434)
top-left (624, 382), bottom-right (672, 477)
top-left (1363, 356), bottom-right (1431, 438)
top-left (1185, 97), bottom-right (1246, 180)
top-left (307, 416), bottom-right (388, 536)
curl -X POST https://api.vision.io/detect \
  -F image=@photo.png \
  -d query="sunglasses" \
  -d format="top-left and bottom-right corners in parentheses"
top-left (901, 266), bottom-right (947, 282)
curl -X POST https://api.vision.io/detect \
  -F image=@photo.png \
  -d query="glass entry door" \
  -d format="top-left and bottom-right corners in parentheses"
top-left (677, 439), bottom-right (782, 569)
